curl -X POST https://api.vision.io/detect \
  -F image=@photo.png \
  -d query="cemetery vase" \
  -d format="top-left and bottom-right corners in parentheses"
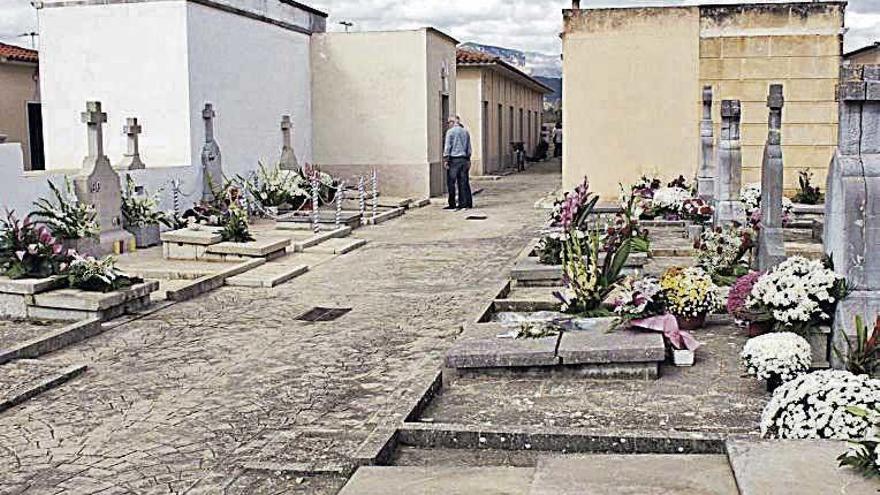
top-left (127, 224), bottom-right (161, 248)
top-left (672, 349), bottom-right (695, 367)
top-left (676, 313), bottom-right (706, 331)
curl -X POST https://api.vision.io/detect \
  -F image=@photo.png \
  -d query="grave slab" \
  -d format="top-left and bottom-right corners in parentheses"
top-left (160, 228), bottom-right (223, 245)
top-left (29, 281), bottom-right (158, 321)
top-left (0, 276), bottom-right (66, 295)
top-left (276, 210), bottom-right (362, 229)
top-left (557, 326), bottom-right (666, 365)
top-left (445, 322), bottom-right (561, 369)
top-left (530, 454), bottom-right (738, 495)
top-left (339, 466), bottom-right (534, 495)
top-left (206, 238), bottom-right (290, 257)
top-left (727, 439), bottom-right (878, 495)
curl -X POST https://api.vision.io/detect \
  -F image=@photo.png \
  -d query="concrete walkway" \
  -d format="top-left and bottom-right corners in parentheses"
top-left (0, 162), bottom-right (558, 494)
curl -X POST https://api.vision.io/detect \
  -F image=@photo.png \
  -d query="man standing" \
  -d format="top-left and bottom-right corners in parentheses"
top-left (552, 122), bottom-right (563, 158)
top-left (443, 117), bottom-right (473, 210)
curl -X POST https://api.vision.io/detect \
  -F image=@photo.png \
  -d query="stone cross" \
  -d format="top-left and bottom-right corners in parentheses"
top-left (714, 99), bottom-right (746, 226)
top-left (757, 85), bottom-right (787, 271)
top-left (116, 117), bottom-right (145, 170)
top-left (825, 65), bottom-right (880, 367)
top-left (279, 115), bottom-right (300, 171)
top-left (73, 101), bottom-right (133, 254)
top-left (200, 103), bottom-right (223, 202)
top-left (697, 86), bottom-right (715, 202)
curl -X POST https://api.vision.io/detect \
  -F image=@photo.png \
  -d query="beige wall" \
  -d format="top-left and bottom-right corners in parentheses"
top-left (311, 29), bottom-right (456, 198)
top-left (457, 65), bottom-right (546, 176)
top-left (562, 2), bottom-right (844, 198)
top-left (425, 30), bottom-right (457, 196)
top-left (563, 7), bottom-right (700, 198)
top-left (700, 3), bottom-right (843, 191)
top-left (0, 62), bottom-right (39, 170)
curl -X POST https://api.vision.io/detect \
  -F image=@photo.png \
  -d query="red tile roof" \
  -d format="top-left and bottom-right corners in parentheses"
top-left (0, 42), bottom-right (38, 63)
top-left (457, 48), bottom-right (499, 64)
top-left (456, 48), bottom-right (552, 94)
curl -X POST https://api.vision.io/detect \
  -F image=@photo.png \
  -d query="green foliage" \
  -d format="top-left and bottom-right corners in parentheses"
top-left (834, 315), bottom-right (880, 376)
top-left (793, 169), bottom-right (823, 205)
top-left (238, 162), bottom-right (309, 209)
top-left (0, 210), bottom-right (70, 279)
top-left (121, 175), bottom-right (166, 228)
top-left (219, 205), bottom-right (254, 243)
top-left (66, 254), bottom-right (139, 292)
top-left (838, 406), bottom-right (880, 479)
top-left (32, 178), bottom-right (99, 240)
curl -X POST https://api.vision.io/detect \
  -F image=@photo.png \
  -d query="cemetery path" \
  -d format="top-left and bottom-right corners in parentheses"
top-left (0, 162), bottom-right (558, 494)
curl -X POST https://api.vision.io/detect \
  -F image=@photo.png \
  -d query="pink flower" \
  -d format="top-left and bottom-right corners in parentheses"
top-left (15, 250), bottom-right (25, 261)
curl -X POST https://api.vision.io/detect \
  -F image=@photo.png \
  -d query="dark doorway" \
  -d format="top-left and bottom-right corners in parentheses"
top-left (27, 102), bottom-right (44, 171)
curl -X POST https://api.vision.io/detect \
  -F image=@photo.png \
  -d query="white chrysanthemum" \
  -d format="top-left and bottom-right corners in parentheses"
top-left (748, 256), bottom-right (843, 327)
top-left (651, 187), bottom-right (691, 213)
top-left (761, 370), bottom-right (880, 440)
top-left (741, 332), bottom-right (812, 381)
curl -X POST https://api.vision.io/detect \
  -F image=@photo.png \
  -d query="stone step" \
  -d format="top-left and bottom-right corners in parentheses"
top-left (339, 454), bottom-right (738, 495)
top-left (226, 263), bottom-right (308, 288)
top-left (304, 237), bottom-right (366, 255)
top-left (726, 439), bottom-right (877, 495)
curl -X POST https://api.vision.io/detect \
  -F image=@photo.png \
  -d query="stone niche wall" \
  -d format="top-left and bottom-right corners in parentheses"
top-left (699, 2), bottom-right (844, 193)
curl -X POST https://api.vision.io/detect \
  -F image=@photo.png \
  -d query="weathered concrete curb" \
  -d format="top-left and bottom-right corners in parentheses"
top-left (396, 422), bottom-right (727, 455)
top-left (165, 259), bottom-right (265, 302)
top-left (0, 318), bottom-right (102, 365)
top-left (291, 226), bottom-right (352, 252)
top-left (0, 363), bottom-right (87, 413)
top-left (363, 207), bottom-right (405, 226)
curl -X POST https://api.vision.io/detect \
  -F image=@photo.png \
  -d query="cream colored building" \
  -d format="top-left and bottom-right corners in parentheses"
top-left (0, 42), bottom-right (41, 170)
top-left (844, 42), bottom-right (880, 66)
top-left (456, 49), bottom-right (551, 175)
top-left (562, 1), bottom-right (844, 198)
top-left (311, 28), bottom-right (457, 199)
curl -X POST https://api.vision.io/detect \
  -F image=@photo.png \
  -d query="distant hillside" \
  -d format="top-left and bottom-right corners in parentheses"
top-left (459, 42), bottom-right (562, 78)
top-left (534, 76), bottom-right (562, 105)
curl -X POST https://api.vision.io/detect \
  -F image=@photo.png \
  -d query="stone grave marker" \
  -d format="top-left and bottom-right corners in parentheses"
top-left (279, 115), bottom-right (299, 171)
top-left (714, 99), bottom-right (746, 226)
top-left (200, 103), bottom-right (223, 201)
top-left (757, 84), bottom-right (787, 271)
top-left (697, 86), bottom-right (715, 202)
top-left (825, 65), bottom-right (880, 367)
top-left (115, 117), bottom-right (145, 170)
top-left (72, 101), bottom-right (134, 255)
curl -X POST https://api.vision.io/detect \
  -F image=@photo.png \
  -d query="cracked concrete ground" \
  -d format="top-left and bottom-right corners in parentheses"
top-left (0, 162), bottom-right (558, 494)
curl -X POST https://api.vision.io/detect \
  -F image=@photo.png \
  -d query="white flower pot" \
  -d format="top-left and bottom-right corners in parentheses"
top-left (673, 349), bottom-right (695, 367)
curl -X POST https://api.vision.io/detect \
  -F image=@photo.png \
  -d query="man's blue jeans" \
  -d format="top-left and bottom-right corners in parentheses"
top-left (447, 157), bottom-right (473, 208)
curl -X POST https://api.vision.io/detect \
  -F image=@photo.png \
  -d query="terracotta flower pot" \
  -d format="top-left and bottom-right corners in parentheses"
top-left (676, 313), bottom-right (706, 331)
top-left (747, 320), bottom-right (773, 338)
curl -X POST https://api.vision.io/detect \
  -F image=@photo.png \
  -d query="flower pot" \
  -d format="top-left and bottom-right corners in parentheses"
top-left (126, 224), bottom-right (160, 248)
top-left (747, 320), bottom-right (773, 338)
top-left (672, 349), bottom-right (695, 367)
top-left (676, 313), bottom-right (706, 331)
top-left (766, 374), bottom-right (784, 393)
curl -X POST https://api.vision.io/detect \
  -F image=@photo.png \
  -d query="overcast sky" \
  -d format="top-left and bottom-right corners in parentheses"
top-left (1, 0), bottom-right (877, 75)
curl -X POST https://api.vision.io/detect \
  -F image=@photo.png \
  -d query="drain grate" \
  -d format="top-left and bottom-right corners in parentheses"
top-left (295, 307), bottom-right (352, 322)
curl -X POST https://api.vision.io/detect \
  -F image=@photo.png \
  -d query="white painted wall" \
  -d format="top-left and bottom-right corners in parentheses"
top-left (186, 1), bottom-right (313, 181)
top-left (39, 1), bottom-right (193, 170)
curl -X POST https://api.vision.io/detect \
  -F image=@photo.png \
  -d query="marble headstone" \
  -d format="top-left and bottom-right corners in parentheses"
top-left (714, 99), bottom-right (746, 226)
top-left (697, 86), bottom-right (716, 202)
top-left (200, 103), bottom-right (223, 202)
top-left (73, 101), bottom-right (134, 254)
top-left (757, 84), bottom-right (787, 271)
top-left (825, 65), bottom-right (880, 367)
top-left (279, 115), bottom-right (300, 171)
top-left (115, 117), bottom-right (145, 170)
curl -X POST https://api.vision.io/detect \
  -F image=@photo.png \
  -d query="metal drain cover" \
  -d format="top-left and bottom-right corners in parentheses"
top-left (296, 307), bottom-right (352, 322)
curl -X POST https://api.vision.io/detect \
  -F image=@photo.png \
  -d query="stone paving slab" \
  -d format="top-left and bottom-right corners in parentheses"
top-left (339, 466), bottom-right (535, 495)
top-left (226, 263), bottom-right (308, 288)
top-left (305, 237), bottom-right (367, 255)
top-left (557, 328), bottom-right (666, 365)
top-left (727, 439), bottom-right (879, 495)
top-left (531, 454), bottom-right (738, 495)
top-left (446, 322), bottom-right (561, 369)
top-left (32, 281), bottom-right (159, 311)
top-left (160, 228), bottom-right (222, 245)
top-left (0, 360), bottom-right (87, 413)
top-left (206, 238), bottom-right (290, 257)
top-left (494, 286), bottom-right (562, 312)
top-left (0, 276), bottom-right (66, 295)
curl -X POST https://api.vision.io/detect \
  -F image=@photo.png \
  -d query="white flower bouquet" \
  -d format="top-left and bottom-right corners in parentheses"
top-left (650, 186), bottom-right (691, 219)
top-left (694, 225), bottom-right (755, 285)
top-left (609, 276), bottom-right (664, 321)
top-left (761, 370), bottom-right (880, 439)
top-left (741, 332), bottom-right (812, 383)
top-left (747, 256), bottom-right (847, 333)
top-left (741, 183), bottom-right (794, 227)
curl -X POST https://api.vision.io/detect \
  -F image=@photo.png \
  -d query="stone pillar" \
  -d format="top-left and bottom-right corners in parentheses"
top-left (200, 103), bottom-right (223, 202)
top-left (73, 101), bottom-right (134, 254)
top-left (279, 115), bottom-right (300, 171)
top-left (825, 66), bottom-right (880, 367)
top-left (115, 117), bottom-right (145, 171)
top-left (757, 84), bottom-right (787, 271)
top-left (697, 86), bottom-right (715, 202)
top-left (714, 100), bottom-right (745, 226)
